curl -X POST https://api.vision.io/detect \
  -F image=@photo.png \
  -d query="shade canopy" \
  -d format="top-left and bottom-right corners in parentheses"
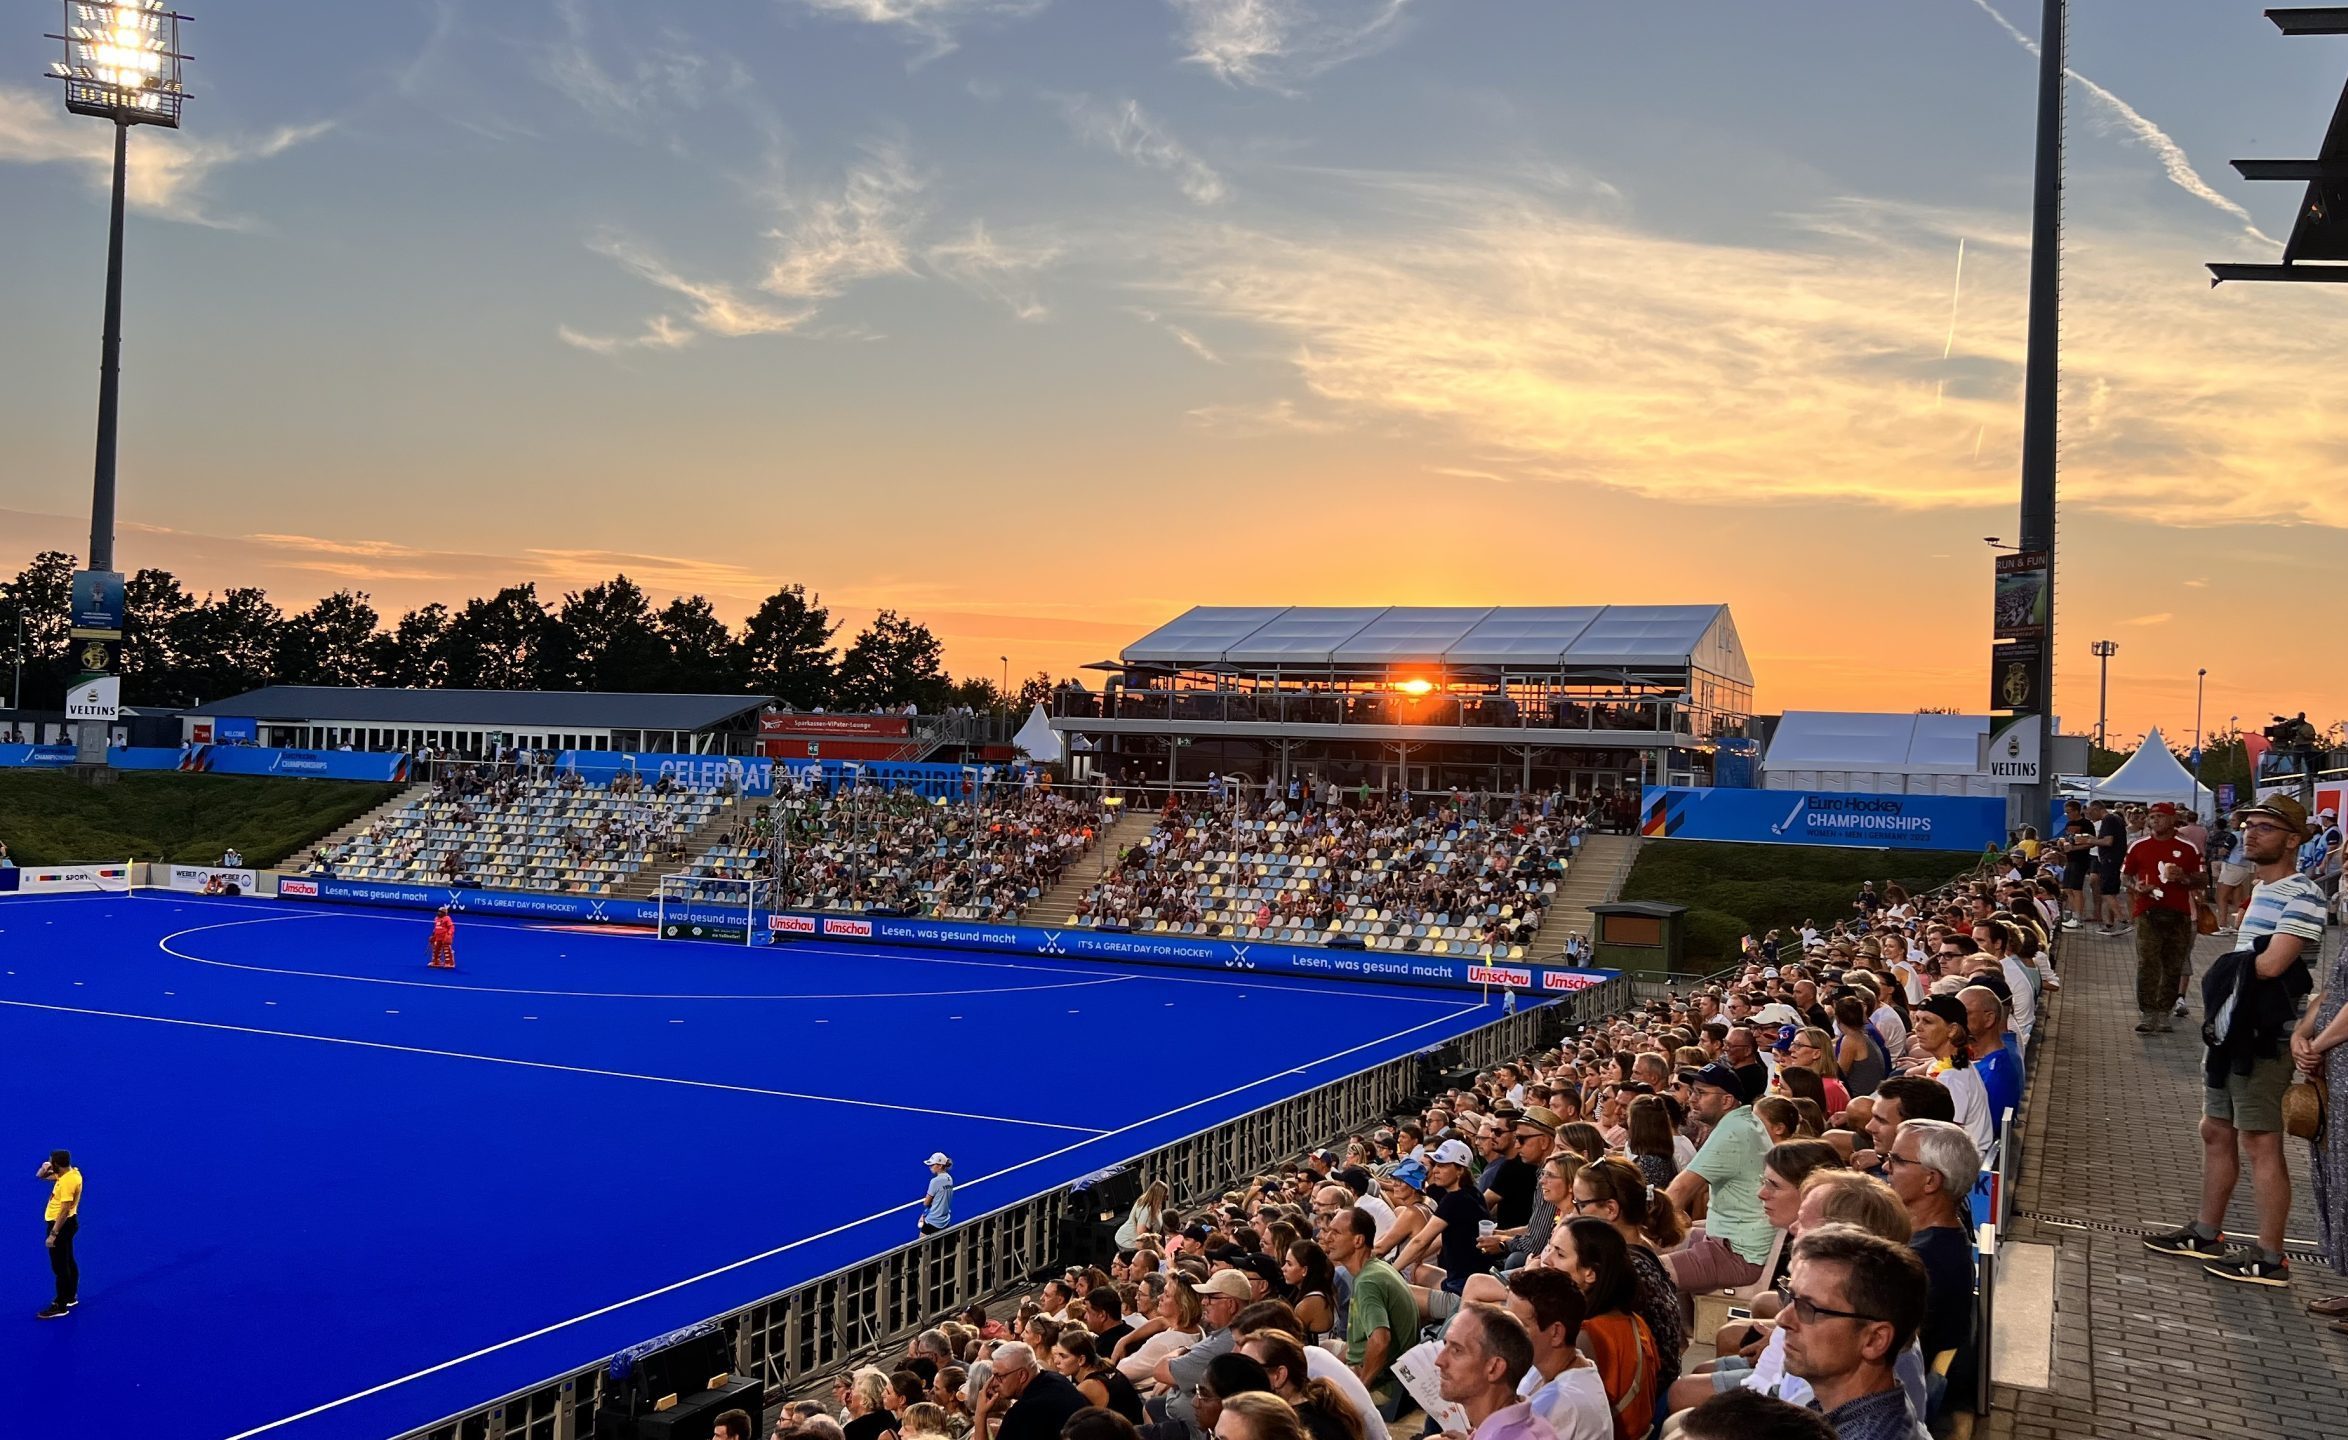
top-left (2090, 728), bottom-right (2214, 811)
top-left (1118, 604), bottom-right (1750, 681)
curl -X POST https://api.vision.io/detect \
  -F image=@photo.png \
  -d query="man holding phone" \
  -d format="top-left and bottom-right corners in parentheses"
top-left (36, 1149), bottom-right (81, 1319)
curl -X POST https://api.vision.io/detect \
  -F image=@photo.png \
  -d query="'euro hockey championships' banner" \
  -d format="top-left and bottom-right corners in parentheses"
top-left (1641, 786), bottom-right (2005, 853)
top-left (277, 876), bottom-right (1617, 994)
top-left (178, 745), bottom-right (412, 781)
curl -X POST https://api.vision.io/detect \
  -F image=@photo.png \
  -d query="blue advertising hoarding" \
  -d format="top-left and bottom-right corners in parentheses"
top-left (277, 875), bottom-right (1616, 995)
top-left (1641, 786), bottom-right (2004, 852)
top-left (0, 744), bottom-right (75, 768)
top-left (212, 718), bottom-right (258, 744)
top-left (557, 751), bottom-right (1019, 801)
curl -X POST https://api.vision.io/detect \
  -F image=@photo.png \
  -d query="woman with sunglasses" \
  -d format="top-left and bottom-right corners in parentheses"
top-left (1564, 1157), bottom-right (1688, 1405)
top-left (1544, 1217), bottom-right (1660, 1440)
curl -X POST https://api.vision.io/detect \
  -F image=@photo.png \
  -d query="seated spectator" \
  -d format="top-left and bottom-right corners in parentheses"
top-left (1226, 1330), bottom-right (1366, 1440)
top-left (978, 1342), bottom-right (1088, 1440)
top-left (1957, 985), bottom-right (2022, 1134)
top-left (1909, 996), bottom-right (1993, 1151)
top-left (844, 1369), bottom-right (897, 1440)
top-left (1675, 1390), bottom-right (1835, 1440)
top-left (1663, 1063), bottom-right (1775, 1303)
top-left (1209, 1392), bottom-right (1307, 1440)
top-left (1503, 1269), bottom-right (1613, 1440)
top-left (1849, 1076), bottom-right (1955, 1174)
top-left (1231, 1304), bottom-right (1382, 1440)
top-left (1884, 1118), bottom-right (1981, 1413)
top-left (1323, 1205), bottom-right (1415, 1396)
top-left (1753, 1096), bottom-right (1805, 1145)
top-left (1549, 1219), bottom-right (1659, 1440)
top-left (1117, 1277), bottom-right (1202, 1385)
top-left (1055, 1330), bottom-right (1147, 1424)
top-left (1280, 1241), bottom-right (1337, 1340)
top-left (1778, 1226), bottom-right (1931, 1440)
top-left (1156, 1271), bottom-right (1251, 1437)
top-left (1433, 1302), bottom-right (1559, 1440)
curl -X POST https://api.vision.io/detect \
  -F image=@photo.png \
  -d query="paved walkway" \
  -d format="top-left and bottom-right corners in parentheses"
top-left (1985, 924), bottom-right (2348, 1440)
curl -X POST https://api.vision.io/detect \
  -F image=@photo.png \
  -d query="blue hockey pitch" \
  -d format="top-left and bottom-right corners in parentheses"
top-left (0, 892), bottom-right (1496, 1440)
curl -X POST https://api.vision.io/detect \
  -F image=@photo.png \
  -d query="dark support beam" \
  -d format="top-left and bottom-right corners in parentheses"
top-left (2270, 7), bottom-right (2348, 35)
top-left (2208, 261), bottom-right (2348, 283)
top-left (2231, 158), bottom-right (2348, 179)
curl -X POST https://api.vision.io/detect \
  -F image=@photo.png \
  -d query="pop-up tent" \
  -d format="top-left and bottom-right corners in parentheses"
top-left (1013, 703), bottom-right (1064, 764)
top-left (2088, 727), bottom-right (2213, 813)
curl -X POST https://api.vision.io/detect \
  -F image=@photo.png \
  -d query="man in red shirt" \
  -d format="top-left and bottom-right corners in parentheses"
top-left (428, 905), bottom-right (457, 970)
top-left (2124, 802), bottom-right (2201, 1033)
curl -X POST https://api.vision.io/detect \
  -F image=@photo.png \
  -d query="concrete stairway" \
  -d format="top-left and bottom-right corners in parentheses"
top-left (1026, 806), bottom-right (1157, 925)
top-left (1531, 833), bottom-right (1644, 958)
top-left (614, 795), bottom-right (756, 900)
top-left (281, 782), bottom-right (433, 872)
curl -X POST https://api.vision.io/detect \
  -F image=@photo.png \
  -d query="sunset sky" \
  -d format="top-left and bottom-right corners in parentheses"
top-left (3, 1), bottom-right (2342, 746)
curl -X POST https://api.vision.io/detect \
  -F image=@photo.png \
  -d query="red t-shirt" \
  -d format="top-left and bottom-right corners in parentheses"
top-left (2122, 835), bottom-right (2201, 916)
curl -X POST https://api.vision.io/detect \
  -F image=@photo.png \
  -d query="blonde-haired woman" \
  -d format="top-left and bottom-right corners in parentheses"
top-left (1213, 1392), bottom-right (1310, 1440)
top-left (1115, 1178), bottom-right (1171, 1250)
top-left (844, 1367), bottom-right (898, 1440)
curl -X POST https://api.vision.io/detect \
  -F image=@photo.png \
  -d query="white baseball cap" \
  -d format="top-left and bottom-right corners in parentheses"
top-left (1430, 1139), bottom-right (1476, 1169)
top-left (925, 1152), bottom-right (952, 1167)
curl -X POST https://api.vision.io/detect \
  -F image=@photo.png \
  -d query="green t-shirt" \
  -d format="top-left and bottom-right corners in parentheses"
top-left (1689, 1105), bottom-right (1774, 1264)
top-left (1346, 1258), bottom-right (1418, 1381)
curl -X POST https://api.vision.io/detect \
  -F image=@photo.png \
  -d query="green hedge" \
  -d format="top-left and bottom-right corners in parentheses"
top-left (1618, 840), bottom-right (1980, 968)
top-left (0, 771), bottom-right (406, 869)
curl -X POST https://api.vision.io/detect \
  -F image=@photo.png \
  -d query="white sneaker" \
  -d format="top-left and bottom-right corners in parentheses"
top-left (2062, 917), bottom-right (2081, 930)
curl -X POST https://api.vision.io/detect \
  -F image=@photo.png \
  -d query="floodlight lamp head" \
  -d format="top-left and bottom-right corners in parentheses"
top-left (51, 1), bottom-right (189, 128)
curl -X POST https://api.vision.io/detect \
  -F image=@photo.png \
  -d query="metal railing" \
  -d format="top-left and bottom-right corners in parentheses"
top-left (398, 993), bottom-right (1595, 1440)
top-left (1056, 689), bottom-right (1697, 740)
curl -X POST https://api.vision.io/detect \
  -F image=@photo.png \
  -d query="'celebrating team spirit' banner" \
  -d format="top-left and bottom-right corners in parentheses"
top-left (1642, 786), bottom-right (2004, 852)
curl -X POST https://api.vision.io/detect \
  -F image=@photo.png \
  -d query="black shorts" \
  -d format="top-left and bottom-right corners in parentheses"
top-left (2094, 863), bottom-right (2123, 891)
top-left (2062, 862), bottom-right (2090, 890)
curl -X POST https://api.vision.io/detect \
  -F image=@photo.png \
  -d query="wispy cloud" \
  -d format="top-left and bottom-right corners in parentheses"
top-left (2124, 612), bottom-right (2175, 627)
top-left (787, 0), bottom-right (1052, 61)
top-left (1059, 96), bottom-right (1227, 204)
top-left (1966, 0), bottom-right (2279, 248)
top-left (535, 0), bottom-right (757, 142)
top-left (1169, 0), bottom-right (1417, 92)
top-left (926, 221), bottom-right (1063, 320)
top-left (1126, 168), bottom-right (2348, 527)
top-left (1128, 308), bottom-right (1225, 363)
top-left (761, 142), bottom-right (929, 299)
top-left (562, 231), bottom-right (809, 353)
top-left (0, 87), bottom-right (330, 229)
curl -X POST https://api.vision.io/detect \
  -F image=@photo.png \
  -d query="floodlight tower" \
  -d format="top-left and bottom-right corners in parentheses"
top-left (46, 1), bottom-right (189, 763)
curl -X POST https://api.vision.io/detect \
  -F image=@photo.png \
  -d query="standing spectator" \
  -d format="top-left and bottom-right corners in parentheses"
top-left (2148, 795), bottom-right (2325, 1285)
top-left (2212, 816), bottom-right (2252, 934)
top-left (2124, 803), bottom-right (2204, 1034)
top-left (1663, 1063), bottom-right (1773, 1301)
top-left (1432, 1303), bottom-right (1560, 1440)
top-left (1778, 1226), bottom-right (1931, 1440)
top-left (2086, 799), bottom-right (2129, 935)
top-left (919, 1154), bottom-right (955, 1235)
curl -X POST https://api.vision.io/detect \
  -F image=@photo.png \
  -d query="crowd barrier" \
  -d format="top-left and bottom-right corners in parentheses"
top-left (398, 995), bottom-right (1575, 1440)
top-left (277, 874), bottom-right (1620, 996)
top-left (158, 864), bottom-right (267, 895)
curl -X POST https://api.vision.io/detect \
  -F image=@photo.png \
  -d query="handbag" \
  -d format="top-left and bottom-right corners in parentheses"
top-left (2284, 1075), bottom-right (2326, 1142)
top-left (2195, 896), bottom-right (2221, 936)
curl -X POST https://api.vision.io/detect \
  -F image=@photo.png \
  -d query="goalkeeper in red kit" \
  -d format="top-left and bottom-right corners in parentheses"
top-left (428, 905), bottom-right (457, 970)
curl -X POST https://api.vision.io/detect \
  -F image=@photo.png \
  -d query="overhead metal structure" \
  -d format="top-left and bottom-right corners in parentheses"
top-left (2209, 8), bottom-right (2348, 283)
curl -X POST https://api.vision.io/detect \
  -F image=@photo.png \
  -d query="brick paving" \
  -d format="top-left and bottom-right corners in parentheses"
top-left (1982, 924), bottom-right (2348, 1440)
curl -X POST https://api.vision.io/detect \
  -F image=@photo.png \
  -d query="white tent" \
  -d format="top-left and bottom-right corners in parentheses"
top-left (1013, 703), bottom-right (1064, 764)
top-left (2089, 727), bottom-right (2213, 812)
top-left (1762, 711), bottom-right (2002, 798)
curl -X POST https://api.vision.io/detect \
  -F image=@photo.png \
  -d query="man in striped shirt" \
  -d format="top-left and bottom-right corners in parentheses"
top-left (2144, 795), bottom-right (2325, 1286)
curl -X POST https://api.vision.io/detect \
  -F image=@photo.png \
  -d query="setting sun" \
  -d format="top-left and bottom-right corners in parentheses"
top-left (1394, 678), bottom-right (1435, 696)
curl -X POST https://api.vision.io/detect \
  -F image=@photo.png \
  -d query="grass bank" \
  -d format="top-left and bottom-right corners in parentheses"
top-left (1618, 839), bottom-right (1982, 969)
top-left (0, 771), bottom-right (406, 868)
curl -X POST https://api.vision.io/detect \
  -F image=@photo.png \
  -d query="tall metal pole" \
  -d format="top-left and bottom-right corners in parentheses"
top-left (2193, 668), bottom-right (2207, 796)
top-left (2016, 0), bottom-right (2065, 816)
top-left (91, 117), bottom-right (129, 574)
top-left (2091, 639), bottom-right (2115, 748)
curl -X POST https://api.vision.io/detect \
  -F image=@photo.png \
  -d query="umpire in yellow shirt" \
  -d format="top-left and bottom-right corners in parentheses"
top-left (36, 1150), bottom-right (80, 1319)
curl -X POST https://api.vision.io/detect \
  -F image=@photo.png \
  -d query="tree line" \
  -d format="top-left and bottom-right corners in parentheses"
top-left (0, 550), bottom-right (1073, 715)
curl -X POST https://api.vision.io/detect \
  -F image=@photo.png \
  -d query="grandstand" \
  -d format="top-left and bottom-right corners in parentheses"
top-left (1054, 603), bottom-right (1756, 795)
top-left (312, 767), bottom-right (730, 894)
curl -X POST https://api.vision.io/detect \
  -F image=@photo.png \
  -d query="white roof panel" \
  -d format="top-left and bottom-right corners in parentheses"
top-left (1221, 607), bottom-right (1390, 665)
top-left (1563, 606), bottom-right (1728, 667)
top-left (1122, 607), bottom-right (1293, 664)
top-left (1443, 607), bottom-right (1605, 666)
top-left (1341, 607), bottom-right (1495, 665)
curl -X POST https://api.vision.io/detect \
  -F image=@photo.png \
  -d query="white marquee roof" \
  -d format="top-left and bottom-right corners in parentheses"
top-left (1765, 711), bottom-right (1992, 776)
top-left (1120, 605), bottom-right (1751, 681)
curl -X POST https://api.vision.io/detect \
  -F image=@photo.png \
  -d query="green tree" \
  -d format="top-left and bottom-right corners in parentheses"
top-left (0, 550), bottom-right (77, 709)
top-left (836, 609), bottom-right (949, 712)
top-left (735, 583), bottom-right (837, 708)
top-left (369, 603), bottom-right (453, 688)
top-left (166, 588), bottom-right (284, 705)
top-left (1014, 671), bottom-right (1077, 711)
top-left (546, 575), bottom-right (665, 691)
top-left (443, 584), bottom-right (551, 690)
top-left (277, 590), bottom-right (382, 688)
top-left (121, 567), bottom-right (194, 706)
top-left (653, 594), bottom-right (740, 692)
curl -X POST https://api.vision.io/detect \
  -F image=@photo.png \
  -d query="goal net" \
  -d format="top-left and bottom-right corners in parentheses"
top-left (654, 872), bottom-right (770, 945)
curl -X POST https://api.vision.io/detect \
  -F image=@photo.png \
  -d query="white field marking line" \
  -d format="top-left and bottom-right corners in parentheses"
top-left (810, 943), bottom-right (1473, 1007)
top-left (219, 995), bottom-right (1490, 1440)
top-left (0, 997), bottom-right (1107, 1136)
top-left (156, 914), bottom-right (1138, 1002)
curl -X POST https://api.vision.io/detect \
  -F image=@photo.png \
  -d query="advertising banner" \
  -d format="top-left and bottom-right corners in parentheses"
top-left (1992, 552), bottom-right (2049, 639)
top-left (180, 745), bottom-right (411, 782)
top-left (760, 713), bottom-right (911, 738)
top-left (1980, 715), bottom-right (2041, 785)
top-left (7, 863), bottom-right (129, 894)
top-left (280, 876), bottom-right (664, 925)
top-left (1989, 640), bottom-right (2043, 713)
top-left (0, 744), bottom-right (75, 768)
top-left (556, 751), bottom-right (998, 801)
top-left (69, 569), bottom-right (126, 637)
top-left (65, 675), bottom-right (121, 722)
top-left (213, 718), bottom-right (258, 744)
top-left (109, 747), bottom-right (185, 771)
top-left (1641, 786), bottom-right (2004, 852)
top-left (164, 865), bottom-right (262, 894)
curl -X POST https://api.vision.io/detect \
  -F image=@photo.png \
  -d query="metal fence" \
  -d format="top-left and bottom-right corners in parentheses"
top-left (397, 988), bottom-right (1620, 1440)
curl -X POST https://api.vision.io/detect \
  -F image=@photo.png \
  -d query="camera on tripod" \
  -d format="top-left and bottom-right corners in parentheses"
top-left (2263, 712), bottom-right (2320, 749)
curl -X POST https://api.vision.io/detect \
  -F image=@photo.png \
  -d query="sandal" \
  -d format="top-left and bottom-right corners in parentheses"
top-left (2310, 1296), bottom-right (2348, 1317)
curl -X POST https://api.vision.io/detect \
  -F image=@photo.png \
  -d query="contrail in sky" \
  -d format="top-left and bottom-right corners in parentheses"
top-left (1942, 237), bottom-right (1966, 360)
top-left (1967, 0), bottom-right (2280, 248)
